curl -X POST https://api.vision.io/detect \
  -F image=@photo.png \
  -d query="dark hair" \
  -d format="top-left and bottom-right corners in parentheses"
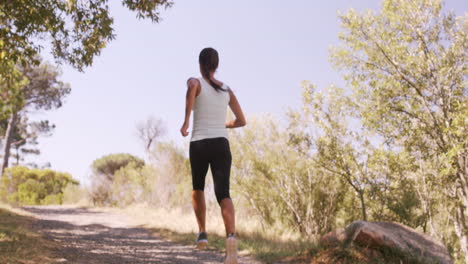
top-left (199, 47), bottom-right (226, 92)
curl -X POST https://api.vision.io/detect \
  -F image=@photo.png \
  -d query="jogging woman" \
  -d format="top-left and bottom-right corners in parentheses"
top-left (180, 47), bottom-right (246, 264)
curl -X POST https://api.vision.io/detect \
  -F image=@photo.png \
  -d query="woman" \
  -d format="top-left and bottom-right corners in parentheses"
top-left (180, 47), bottom-right (246, 264)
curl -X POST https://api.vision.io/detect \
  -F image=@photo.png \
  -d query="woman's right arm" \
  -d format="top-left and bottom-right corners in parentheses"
top-left (226, 89), bottom-right (246, 128)
top-left (180, 78), bottom-right (200, 137)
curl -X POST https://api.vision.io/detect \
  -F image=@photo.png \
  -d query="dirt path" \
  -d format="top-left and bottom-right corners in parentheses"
top-left (22, 206), bottom-right (261, 264)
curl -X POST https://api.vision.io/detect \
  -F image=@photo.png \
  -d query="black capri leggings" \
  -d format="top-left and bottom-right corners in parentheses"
top-left (189, 137), bottom-right (232, 204)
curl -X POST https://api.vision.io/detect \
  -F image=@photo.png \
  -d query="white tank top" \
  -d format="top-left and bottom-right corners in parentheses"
top-left (191, 77), bottom-right (230, 142)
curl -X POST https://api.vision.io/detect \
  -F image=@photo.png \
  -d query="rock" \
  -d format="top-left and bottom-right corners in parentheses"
top-left (319, 228), bottom-right (346, 247)
top-left (320, 221), bottom-right (453, 264)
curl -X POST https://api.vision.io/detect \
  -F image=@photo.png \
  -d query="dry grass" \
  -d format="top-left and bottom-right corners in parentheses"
top-left (95, 204), bottom-right (430, 264)
top-left (0, 203), bottom-right (61, 264)
top-left (98, 203), bottom-right (317, 263)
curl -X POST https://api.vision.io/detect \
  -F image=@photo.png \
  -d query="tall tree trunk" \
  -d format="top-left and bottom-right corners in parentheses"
top-left (454, 153), bottom-right (468, 263)
top-left (1, 112), bottom-right (18, 176)
top-left (14, 144), bottom-right (20, 166)
top-left (453, 205), bottom-right (468, 264)
top-left (359, 190), bottom-right (367, 221)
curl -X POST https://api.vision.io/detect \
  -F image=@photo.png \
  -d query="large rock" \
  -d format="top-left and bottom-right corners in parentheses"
top-left (319, 228), bottom-right (346, 247)
top-left (320, 221), bottom-right (452, 264)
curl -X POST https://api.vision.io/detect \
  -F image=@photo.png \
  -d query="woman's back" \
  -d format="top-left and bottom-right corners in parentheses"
top-left (191, 77), bottom-right (230, 142)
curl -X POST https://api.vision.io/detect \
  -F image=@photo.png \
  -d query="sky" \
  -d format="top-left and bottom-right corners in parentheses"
top-left (32, 0), bottom-right (467, 185)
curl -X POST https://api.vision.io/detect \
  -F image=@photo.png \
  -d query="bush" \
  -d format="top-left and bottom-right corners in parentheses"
top-left (89, 153), bottom-right (145, 206)
top-left (92, 153), bottom-right (145, 177)
top-left (17, 179), bottom-right (45, 205)
top-left (62, 183), bottom-right (89, 205)
top-left (230, 116), bottom-right (345, 237)
top-left (41, 194), bottom-right (63, 205)
top-left (147, 142), bottom-right (191, 208)
top-left (0, 166), bottom-right (78, 205)
top-left (87, 146), bottom-right (192, 208)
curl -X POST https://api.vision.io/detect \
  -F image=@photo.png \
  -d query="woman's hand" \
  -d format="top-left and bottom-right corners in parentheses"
top-left (226, 89), bottom-right (246, 128)
top-left (180, 122), bottom-right (189, 137)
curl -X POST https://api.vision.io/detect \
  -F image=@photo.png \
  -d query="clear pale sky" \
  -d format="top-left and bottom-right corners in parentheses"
top-left (33, 0), bottom-right (466, 184)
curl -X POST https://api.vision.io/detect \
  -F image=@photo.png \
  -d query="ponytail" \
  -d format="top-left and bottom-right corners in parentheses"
top-left (199, 47), bottom-right (227, 92)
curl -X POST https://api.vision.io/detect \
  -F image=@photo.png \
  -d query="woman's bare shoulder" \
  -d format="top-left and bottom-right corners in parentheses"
top-left (187, 77), bottom-right (201, 88)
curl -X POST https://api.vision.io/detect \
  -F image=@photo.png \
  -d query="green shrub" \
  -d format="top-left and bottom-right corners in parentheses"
top-left (88, 146), bottom-right (191, 208)
top-left (17, 179), bottom-right (45, 205)
top-left (41, 194), bottom-right (63, 205)
top-left (62, 183), bottom-right (88, 205)
top-left (89, 153), bottom-right (145, 206)
top-left (92, 153), bottom-right (145, 177)
top-left (230, 116), bottom-right (345, 237)
top-left (147, 142), bottom-right (191, 208)
top-left (0, 166), bottom-right (77, 205)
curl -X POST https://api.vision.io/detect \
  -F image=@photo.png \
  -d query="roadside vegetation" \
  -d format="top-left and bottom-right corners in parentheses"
top-left (0, 0), bottom-right (466, 263)
top-left (0, 204), bottom-right (60, 264)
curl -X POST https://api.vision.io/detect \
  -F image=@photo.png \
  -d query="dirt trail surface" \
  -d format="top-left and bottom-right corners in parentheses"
top-left (22, 206), bottom-right (261, 264)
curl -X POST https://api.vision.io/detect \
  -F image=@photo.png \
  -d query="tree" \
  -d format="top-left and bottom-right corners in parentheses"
top-left (0, 0), bottom-right (173, 70)
top-left (89, 153), bottom-right (145, 205)
top-left (0, 0), bottom-right (173, 125)
top-left (9, 119), bottom-right (55, 166)
top-left (1, 115), bottom-right (54, 166)
top-left (230, 116), bottom-right (345, 236)
top-left (293, 83), bottom-right (373, 221)
top-left (1, 60), bottom-right (70, 175)
top-left (331, 0), bottom-right (467, 260)
top-left (136, 116), bottom-right (166, 152)
top-left (146, 141), bottom-right (191, 207)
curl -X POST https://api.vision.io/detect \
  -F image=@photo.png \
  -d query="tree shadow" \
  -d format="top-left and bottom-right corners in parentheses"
top-left (22, 206), bottom-right (102, 216)
top-left (143, 225), bottom-right (313, 264)
top-left (21, 206), bottom-right (228, 264)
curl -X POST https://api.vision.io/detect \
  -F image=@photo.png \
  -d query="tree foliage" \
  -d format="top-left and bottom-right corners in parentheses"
top-left (227, 1), bottom-right (466, 261)
top-left (0, 0), bottom-right (173, 125)
top-left (89, 153), bottom-right (145, 206)
top-left (230, 116), bottom-right (345, 237)
top-left (149, 141), bottom-right (191, 207)
top-left (8, 119), bottom-right (55, 166)
top-left (0, 166), bottom-right (77, 205)
top-left (88, 146), bottom-right (191, 208)
top-left (0, 0), bottom-right (173, 70)
top-left (91, 153), bottom-right (145, 179)
top-left (329, 0), bottom-right (467, 260)
top-left (1, 59), bottom-right (70, 175)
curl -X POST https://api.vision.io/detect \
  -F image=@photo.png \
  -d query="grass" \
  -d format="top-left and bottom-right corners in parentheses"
top-left (0, 203), bottom-right (60, 264)
top-left (84, 203), bottom-right (441, 264)
top-left (101, 203), bottom-right (318, 263)
top-left (147, 226), bottom-right (318, 263)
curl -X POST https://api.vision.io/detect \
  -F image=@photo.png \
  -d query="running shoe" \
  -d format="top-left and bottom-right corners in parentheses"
top-left (195, 231), bottom-right (208, 250)
top-left (224, 234), bottom-right (238, 264)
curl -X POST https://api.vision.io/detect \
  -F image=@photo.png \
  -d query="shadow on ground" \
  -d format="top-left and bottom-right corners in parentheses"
top-left (21, 206), bottom-right (232, 264)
